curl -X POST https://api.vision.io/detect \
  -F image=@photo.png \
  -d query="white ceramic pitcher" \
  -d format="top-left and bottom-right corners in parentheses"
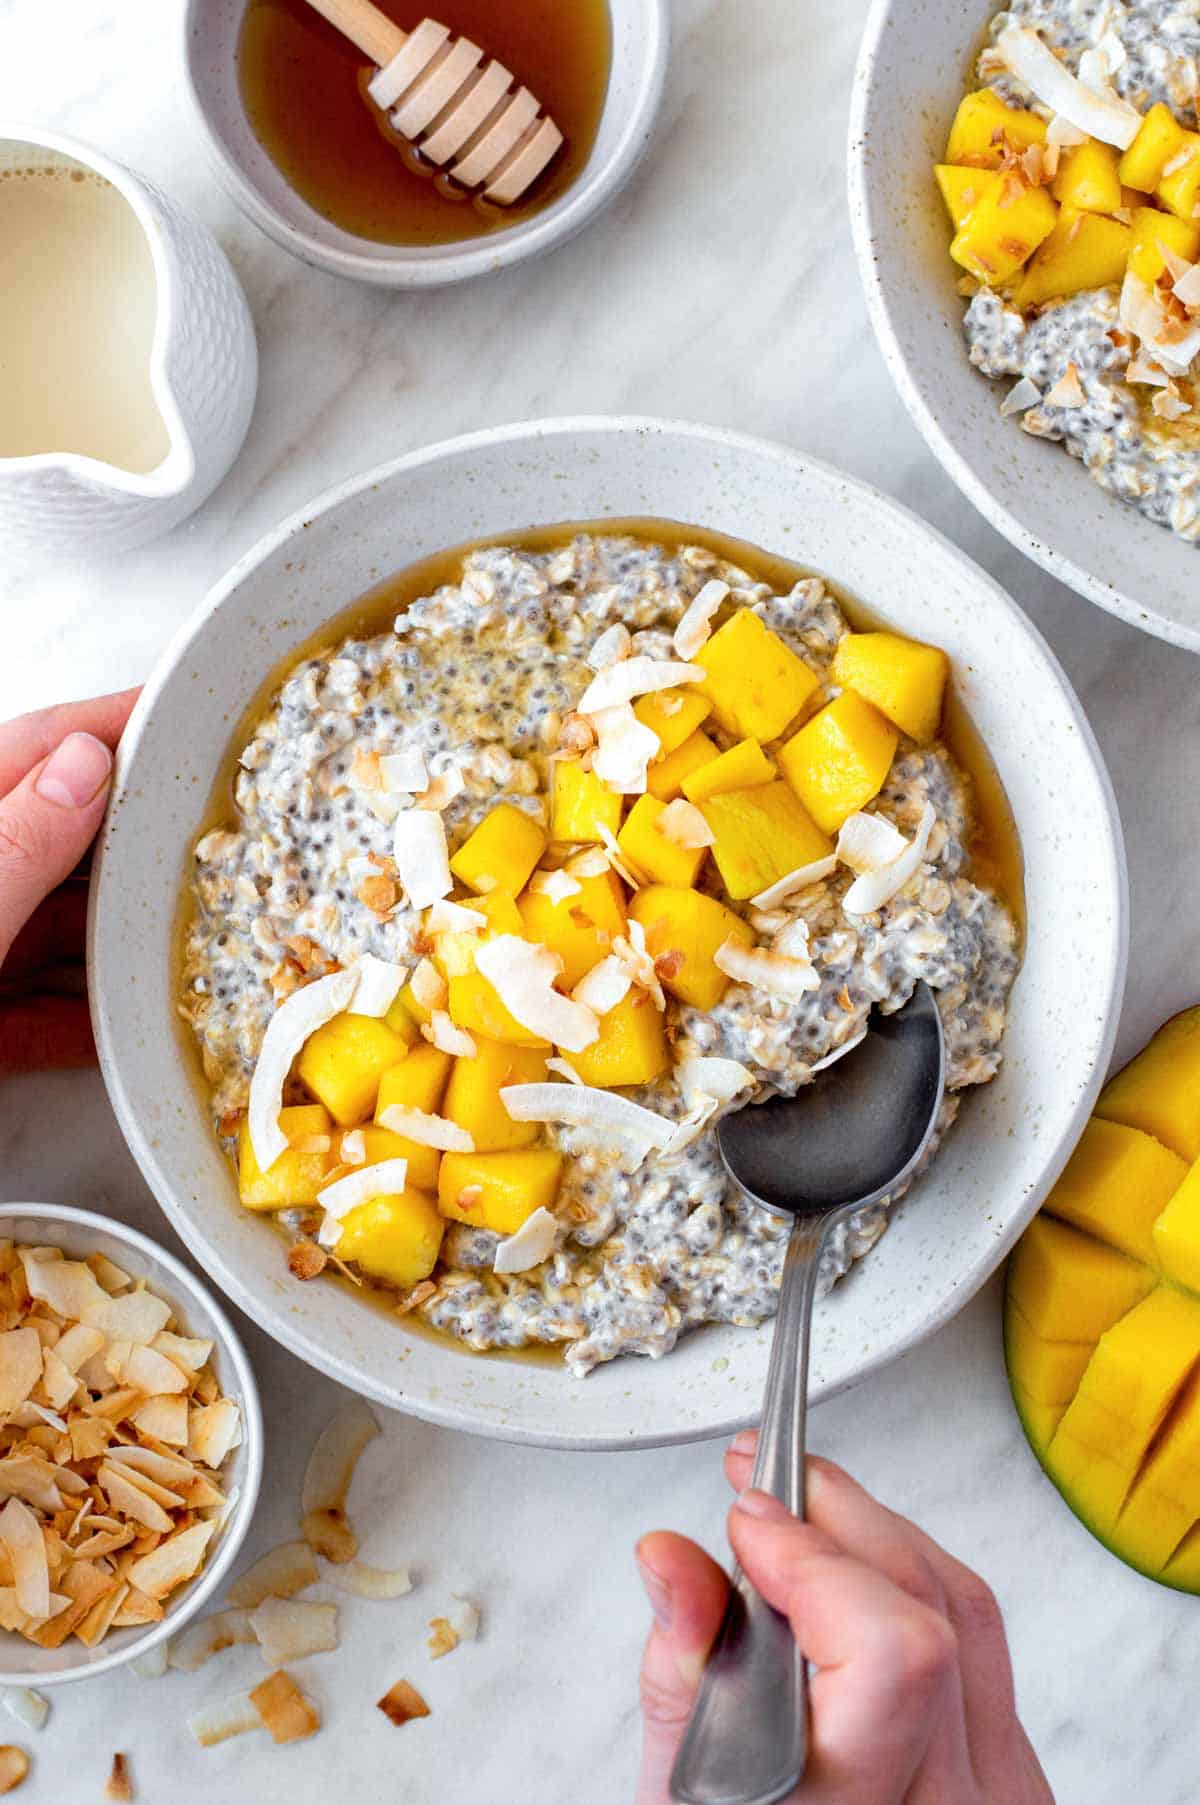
top-left (0, 126), bottom-right (257, 559)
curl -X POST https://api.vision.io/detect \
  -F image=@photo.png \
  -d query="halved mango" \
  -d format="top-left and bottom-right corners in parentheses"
top-left (1044, 1117), bottom-right (1187, 1265)
top-left (438, 1148), bottom-right (563, 1235)
top-left (630, 885), bottom-right (755, 1011)
top-left (829, 631), bottom-right (948, 744)
top-left (1096, 1007), bottom-right (1200, 1160)
top-left (777, 693), bottom-right (898, 835)
top-left (694, 610), bottom-right (820, 742)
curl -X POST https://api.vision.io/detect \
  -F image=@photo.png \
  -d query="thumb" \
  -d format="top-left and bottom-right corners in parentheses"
top-left (636, 1532), bottom-right (729, 1805)
top-left (0, 733), bottom-right (114, 967)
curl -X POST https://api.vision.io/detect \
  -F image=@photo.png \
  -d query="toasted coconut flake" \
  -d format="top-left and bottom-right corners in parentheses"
top-left (1120, 270), bottom-right (1200, 373)
top-left (810, 1029), bottom-right (869, 1074)
top-left (673, 579), bottom-right (728, 658)
top-left (528, 868), bottom-right (582, 904)
top-left (843, 803), bottom-right (936, 914)
top-left (123, 1346), bottom-right (190, 1396)
top-left (423, 1012), bottom-right (477, 1057)
top-left (570, 954), bottom-right (632, 1016)
top-left (656, 799), bottom-right (715, 849)
top-left (250, 1670), bottom-right (321, 1745)
top-left (714, 936), bottom-right (819, 1001)
top-left (87, 1255), bottom-right (132, 1295)
top-left (589, 703), bottom-right (660, 794)
top-left (188, 1691), bottom-right (262, 1748)
top-left (1126, 356), bottom-right (1171, 386)
top-left (105, 1752), bottom-right (132, 1802)
top-left (378, 1679), bottom-right (430, 1727)
top-left (0, 1748), bottom-right (27, 1794)
top-left (500, 1082), bottom-right (674, 1156)
top-left (1046, 112), bottom-right (1087, 145)
top-left (577, 655), bottom-right (704, 714)
top-left (564, 846), bottom-right (610, 880)
top-left (427, 898), bottom-right (486, 933)
top-left (1174, 261), bottom-right (1200, 308)
top-left (300, 1400), bottom-right (379, 1565)
top-left (391, 809), bottom-right (453, 910)
top-left (187, 1398), bottom-right (243, 1469)
top-left (379, 750), bottom-right (428, 795)
top-left (587, 623), bottom-right (633, 669)
top-left (98, 1468), bottom-right (173, 1534)
top-left (675, 1054), bottom-right (756, 1109)
top-left (20, 1258), bottom-right (104, 1325)
top-left (88, 1290), bottom-right (173, 1347)
top-left (1044, 361), bottom-right (1087, 409)
top-left (168, 1608), bottom-right (256, 1672)
top-left (410, 957), bottom-right (448, 1013)
top-left (475, 936), bottom-right (599, 1052)
top-left (1002, 379), bottom-right (1042, 420)
top-left (427, 1615), bottom-right (458, 1659)
top-left (376, 1107), bottom-right (474, 1151)
top-left (0, 1694), bottom-right (45, 1736)
top-left (128, 1519), bottom-right (215, 1601)
top-left (996, 25), bottom-right (1140, 146)
top-left (52, 1323), bottom-right (105, 1375)
top-left (340, 1129), bottom-right (366, 1167)
top-left (836, 811), bottom-right (909, 874)
top-left (105, 1445), bottom-right (194, 1487)
top-left (415, 767), bottom-right (465, 813)
top-left (132, 1644), bottom-right (169, 1680)
top-left (750, 855), bottom-right (839, 909)
top-left (249, 968), bottom-right (358, 1169)
top-left (0, 1501), bottom-right (47, 1622)
top-left (251, 1597), bottom-right (339, 1668)
top-left (493, 1207), bottom-right (559, 1275)
top-left (1152, 384), bottom-right (1193, 419)
top-left (349, 954), bottom-right (406, 1018)
top-left (612, 922), bottom-right (666, 1010)
top-left (317, 1160), bottom-right (410, 1248)
top-left (319, 1559), bottom-right (412, 1599)
top-left (544, 1056), bottom-right (585, 1085)
top-left (0, 1334), bottom-right (42, 1420)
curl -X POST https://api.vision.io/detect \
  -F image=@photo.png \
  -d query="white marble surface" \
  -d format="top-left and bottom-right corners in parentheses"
top-left (1, 1), bottom-right (1199, 1800)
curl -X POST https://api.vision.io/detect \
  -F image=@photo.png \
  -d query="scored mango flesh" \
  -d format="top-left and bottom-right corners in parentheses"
top-left (1005, 1007), bottom-right (1200, 1589)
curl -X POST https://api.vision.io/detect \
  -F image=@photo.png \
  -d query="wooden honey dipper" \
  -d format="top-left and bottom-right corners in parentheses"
top-left (301, 0), bottom-right (565, 206)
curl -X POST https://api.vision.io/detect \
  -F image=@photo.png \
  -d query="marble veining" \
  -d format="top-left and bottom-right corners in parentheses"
top-left (1, 0), bottom-right (1199, 1800)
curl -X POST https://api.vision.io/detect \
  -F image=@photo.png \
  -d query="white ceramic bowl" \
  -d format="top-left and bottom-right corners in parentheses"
top-left (182, 0), bottom-right (668, 288)
top-left (89, 417), bottom-right (1127, 1450)
top-left (0, 1202), bottom-right (262, 1686)
top-left (0, 127), bottom-right (257, 561)
top-left (848, 0), bottom-right (1200, 653)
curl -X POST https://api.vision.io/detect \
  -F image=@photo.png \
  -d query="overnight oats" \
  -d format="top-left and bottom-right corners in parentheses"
top-left (936, 2), bottom-right (1200, 542)
top-left (178, 530), bottom-right (1021, 1377)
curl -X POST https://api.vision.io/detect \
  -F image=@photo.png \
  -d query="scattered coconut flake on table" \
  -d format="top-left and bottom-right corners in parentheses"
top-left (320, 1559), bottom-right (412, 1600)
top-left (131, 1644), bottom-right (169, 1680)
top-left (475, 937), bottom-right (600, 1052)
top-left (105, 1752), bottom-right (133, 1803)
top-left (349, 954), bottom-right (406, 1018)
top-left (379, 750), bottom-right (428, 795)
top-left (673, 579), bottom-right (728, 658)
top-left (249, 968), bottom-right (358, 1169)
top-left (996, 25), bottom-right (1140, 145)
top-left (571, 955), bottom-right (632, 1016)
top-left (168, 1608), bottom-right (256, 1672)
top-left (714, 936), bottom-right (819, 1001)
top-left (188, 1691), bottom-right (263, 1749)
top-left (317, 1161), bottom-right (410, 1249)
top-left (228, 1541), bottom-right (320, 1609)
top-left (493, 1207), bottom-right (559, 1275)
top-left (376, 1107), bottom-right (474, 1151)
top-left (427, 1614), bottom-right (460, 1658)
top-left (843, 803), bottom-right (936, 915)
top-left (392, 809), bottom-right (453, 910)
top-left (377, 1679), bottom-right (430, 1726)
top-left (251, 1597), bottom-right (339, 1668)
top-left (0, 1693), bottom-right (46, 1735)
top-left (250, 1670), bottom-right (322, 1745)
top-left (0, 1748), bottom-right (28, 1794)
top-left (586, 623), bottom-right (632, 669)
top-left (577, 655), bottom-right (704, 714)
top-left (590, 704), bottom-right (660, 793)
top-left (301, 1400), bottom-right (380, 1565)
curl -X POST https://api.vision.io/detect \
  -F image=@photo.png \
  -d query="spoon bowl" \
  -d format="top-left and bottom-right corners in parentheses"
top-left (672, 983), bottom-right (947, 1805)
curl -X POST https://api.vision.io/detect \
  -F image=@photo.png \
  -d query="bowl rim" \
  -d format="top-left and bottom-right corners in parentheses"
top-left (179, 0), bottom-right (670, 289)
top-left (846, 0), bottom-right (1200, 656)
top-left (88, 414), bottom-right (1129, 1448)
top-left (0, 1200), bottom-right (264, 1685)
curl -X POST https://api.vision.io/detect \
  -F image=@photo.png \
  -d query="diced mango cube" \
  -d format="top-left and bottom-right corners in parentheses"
top-left (375, 1043), bottom-right (452, 1117)
top-left (1013, 208), bottom-right (1131, 308)
top-left (630, 885), bottom-right (755, 1010)
top-left (349, 1122), bottom-right (440, 1192)
top-left (238, 1105), bottom-right (333, 1211)
top-left (563, 990), bottom-right (670, 1089)
top-left (949, 173), bottom-right (1058, 284)
top-left (297, 1013), bottom-right (413, 1127)
top-left (518, 867), bottom-right (626, 988)
top-left (1152, 1158), bottom-right (1200, 1291)
top-left (694, 610), bottom-right (820, 741)
top-left (681, 739), bottom-right (776, 805)
top-left (433, 890), bottom-right (525, 980)
top-left (829, 631), bottom-right (949, 743)
top-left (383, 993), bottom-right (421, 1046)
top-left (1052, 138), bottom-right (1122, 214)
top-left (1096, 1007), bottom-right (1200, 1161)
top-left (1007, 1214), bottom-right (1155, 1343)
top-left (777, 693), bottom-right (898, 835)
top-left (646, 730), bottom-right (721, 802)
top-left (633, 687), bottom-right (713, 757)
top-left (617, 795), bottom-right (708, 888)
top-left (1045, 1117), bottom-right (1188, 1265)
top-left (443, 1037), bottom-right (549, 1151)
top-left (700, 780), bottom-right (833, 901)
top-left (438, 1148), bottom-right (564, 1235)
top-left (1157, 133), bottom-right (1200, 222)
top-left (945, 88), bottom-right (1047, 167)
top-left (935, 164), bottom-right (1001, 228)
top-left (336, 1188), bottom-right (445, 1290)
top-left (1120, 102), bottom-right (1190, 193)
top-left (447, 972), bottom-right (549, 1048)
top-left (551, 759), bottom-right (623, 843)
top-left (1128, 205), bottom-right (1200, 284)
top-left (450, 803), bottom-right (546, 897)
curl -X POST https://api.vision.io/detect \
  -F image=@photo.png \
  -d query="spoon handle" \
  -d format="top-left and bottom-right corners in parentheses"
top-left (669, 1217), bottom-right (826, 1805)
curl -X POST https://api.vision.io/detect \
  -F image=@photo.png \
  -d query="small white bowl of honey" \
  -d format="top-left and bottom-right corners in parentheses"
top-left (182, 0), bottom-right (669, 288)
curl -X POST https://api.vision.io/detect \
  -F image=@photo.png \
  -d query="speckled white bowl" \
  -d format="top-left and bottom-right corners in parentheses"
top-left (182, 0), bottom-right (668, 288)
top-left (88, 417), bottom-right (1127, 1449)
top-left (0, 1202), bottom-right (262, 1686)
top-left (848, 0), bottom-right (1200, 652)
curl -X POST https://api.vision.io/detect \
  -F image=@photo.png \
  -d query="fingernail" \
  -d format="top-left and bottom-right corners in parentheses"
top-left (636, 1554), bottom-right (673, 1629)
top-left (730, 1430), bottom-right (757, 1456)
top-left (734, 1489), bottom-right (795, 1523)
top-left (36, 733), bottom-right (113, 809)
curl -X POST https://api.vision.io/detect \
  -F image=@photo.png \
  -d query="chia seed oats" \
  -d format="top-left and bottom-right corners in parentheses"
top-left (180, 534), bottom-right (1020, 1377)
top-left (960, 0), bottom-right (1200, 544)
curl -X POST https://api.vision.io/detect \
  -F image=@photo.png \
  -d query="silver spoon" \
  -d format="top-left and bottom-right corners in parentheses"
top-left (670, 980), bottom-right (947, 1805)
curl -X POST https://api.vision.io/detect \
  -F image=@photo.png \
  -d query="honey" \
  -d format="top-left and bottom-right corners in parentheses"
top-left (237, 0), bottom-right (612, 246)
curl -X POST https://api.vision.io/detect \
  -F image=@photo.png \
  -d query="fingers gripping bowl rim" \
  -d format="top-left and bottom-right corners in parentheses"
top-left (0, 1201), bottom-right (263, 1687)
top-left (88, 416), bottom-right (1128, 1450)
